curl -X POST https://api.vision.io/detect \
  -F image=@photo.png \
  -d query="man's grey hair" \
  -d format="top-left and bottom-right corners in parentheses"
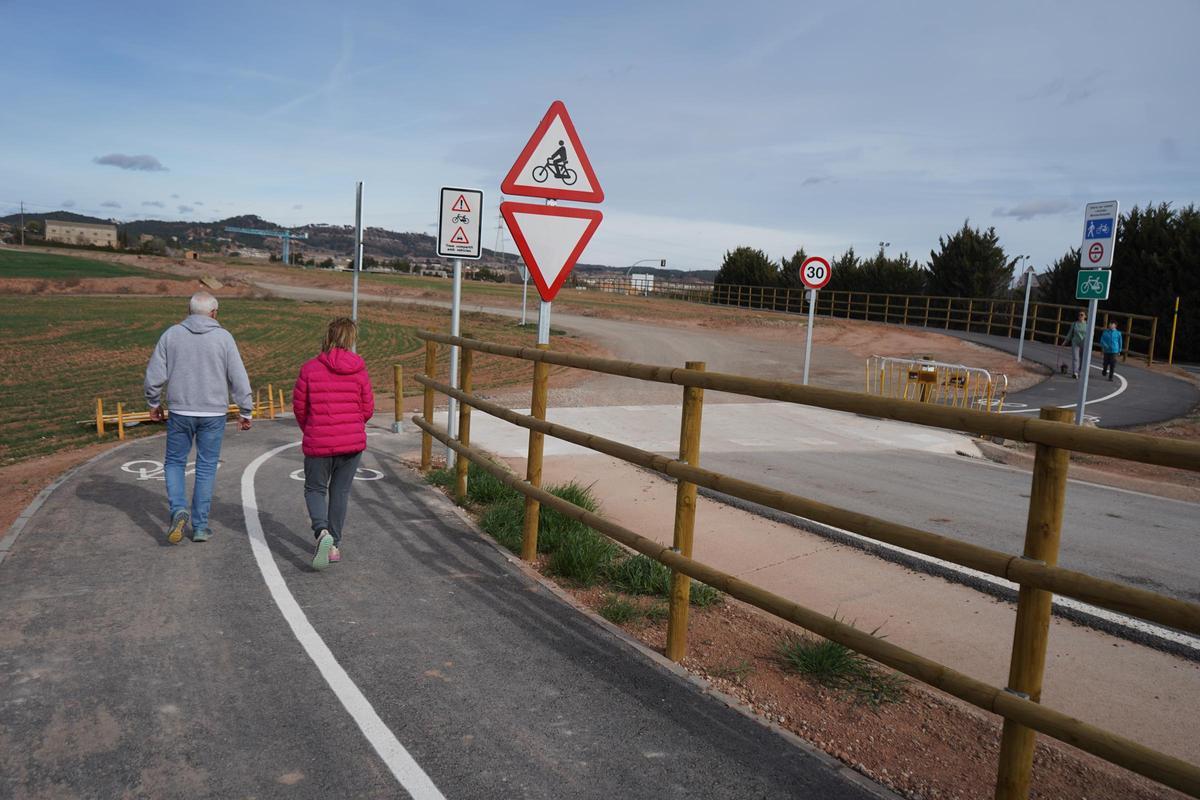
top-left (190, 291), bottom-right (219, 315)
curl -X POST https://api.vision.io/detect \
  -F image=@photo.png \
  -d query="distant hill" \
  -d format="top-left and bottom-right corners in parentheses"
top-left (0, 210), bottom-right (714, 281)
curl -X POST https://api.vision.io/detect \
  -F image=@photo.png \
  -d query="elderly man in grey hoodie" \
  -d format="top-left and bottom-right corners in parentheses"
top-left (144, 292), bottom-right (254, 544)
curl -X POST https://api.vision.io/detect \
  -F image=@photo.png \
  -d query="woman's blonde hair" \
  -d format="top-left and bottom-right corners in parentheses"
top-left (322, 317), bottom-right (358, 352)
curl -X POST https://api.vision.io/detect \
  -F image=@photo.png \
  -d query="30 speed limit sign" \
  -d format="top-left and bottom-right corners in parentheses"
top-left (799, 256), bottom-right (831, 290)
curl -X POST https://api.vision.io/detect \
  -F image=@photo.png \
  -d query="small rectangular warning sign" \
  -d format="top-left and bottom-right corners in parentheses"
top-left (437, 187), bottom-right (484, 260)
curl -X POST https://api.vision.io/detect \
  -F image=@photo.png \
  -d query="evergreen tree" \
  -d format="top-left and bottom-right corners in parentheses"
top-left (926, 220), bottom-right (1015, 297)
top-left (859, 247), bottom-right (927, 294)
top-left (825, 247), bottom-right (861, 292)
top-left (778, 248), bottom-right (808, 290)
top-left (714, 246), bottom-right (778, 287)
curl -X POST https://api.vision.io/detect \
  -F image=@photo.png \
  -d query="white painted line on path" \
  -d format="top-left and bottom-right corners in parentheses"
top-left (242, 441), bottom-right (445, 800)
top-left (1000, 364), bottom-right (1127, 414)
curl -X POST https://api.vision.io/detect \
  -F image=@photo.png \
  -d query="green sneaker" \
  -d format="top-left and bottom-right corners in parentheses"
top-left (166, 511), bottom-right (189, 545)
top-left (192, 528), bottom-right (211, 543)
top-left (312, 530), bottom-right (333, 571)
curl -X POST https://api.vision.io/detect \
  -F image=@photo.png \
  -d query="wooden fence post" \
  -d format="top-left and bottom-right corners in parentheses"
top-left (945, 298), bottom-right (952, 329)
top-left (420, 340), bottom-right (436, 471)
top-left (1007, 300), bottom-right (1016, 339)
top-left (883, 295), bottom-right (891, 324)
top-left (1124, 315), bottom-right (1133, 364)
top-left (666, 361), bottom-right (706, 662)
top-left (1148, 317), bottom-right (1158, 365)
top-left (966, 299), bottom-right (974, 332)
top-left (267, 383), bottom-right (276, 419)
top-left (903, 296), bottom-right (910, 325)
top-left (116, 403), bottom-right (125, 440)
top-left (521, 344), bottom-right (551, 561)
top-left (96, 398), bottom-right (105, 437)
top-left (454, 348), bottom-right (473, 503)
top-left (995, 406), bottom-right (1073, 799)
top-left (987, 301), bottom-right (995, 335)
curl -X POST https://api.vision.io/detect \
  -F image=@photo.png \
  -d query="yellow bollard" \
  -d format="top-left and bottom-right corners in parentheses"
top-left (1167, 297), bottom-right (1179, 365)
top-left (666, 362), bottom-right (706, 662)
top-left (995, 406), bottom-right (1073, 799)
top-left (267, 383), bottom-right (276, 419)
top-left (454, 349), bottom-right (473, 503)
top-left (278, 387), bottom-right (285, 414)
top-left (116, 403), bottom-right (125, 440)
top-left (520, 345), bottom-right (551, 561)
top-left (96, 398), bottom-right (105, 436)
top-left (255, 387), bottom-right (263, 418)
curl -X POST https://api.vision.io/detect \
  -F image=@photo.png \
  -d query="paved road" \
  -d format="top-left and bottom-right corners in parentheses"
top-left (0, 423), bottom-right (890, 800)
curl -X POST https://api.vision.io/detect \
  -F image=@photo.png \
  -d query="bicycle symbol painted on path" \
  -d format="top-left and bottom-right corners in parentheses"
top-left (531, 140), bottom-right (578, 186)
top-left (121, 459), bottom-right (218, 480)
top-left (288, 468), bottom-right (384, 482)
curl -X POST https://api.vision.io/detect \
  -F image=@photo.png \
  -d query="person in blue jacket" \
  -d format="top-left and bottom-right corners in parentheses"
top-left (1100, 321), bottom-right (1123, 382)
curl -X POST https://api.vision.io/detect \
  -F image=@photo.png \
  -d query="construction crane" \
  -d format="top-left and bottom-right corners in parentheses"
top-left (224, 226), bottom-right (309, 264)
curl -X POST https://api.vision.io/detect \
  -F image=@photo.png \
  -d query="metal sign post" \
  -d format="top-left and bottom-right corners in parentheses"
top-left (798, 256), bottom-right (832, 386)
top-left (350, 182), bottom-right (363, 340)
top-left (437, 187), bottom-right (485, 468)
top-left (803, 289), bottom-right (817, 385)
top-left (1074, 201), bottom-right (1118, 425)
top-left (1016, 266), bottom-right (1034, 363)
top-left (521, 265), bottom-right (530, 326)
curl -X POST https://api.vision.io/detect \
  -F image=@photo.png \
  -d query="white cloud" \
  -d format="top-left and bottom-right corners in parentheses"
top-left (94, 153), bottom-right (167, 171)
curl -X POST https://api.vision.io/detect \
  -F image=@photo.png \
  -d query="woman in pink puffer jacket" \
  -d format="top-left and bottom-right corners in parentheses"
top-left (293, 318), bottom-right (374, 570)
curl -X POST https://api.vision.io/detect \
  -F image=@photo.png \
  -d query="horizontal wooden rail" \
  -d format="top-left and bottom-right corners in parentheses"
top-left (417, 331), bottom-right (1200, 472)
top-left (413, 415), bottom-right (1200, 798)
top-left (416, 372), bottom-right (1200, 635)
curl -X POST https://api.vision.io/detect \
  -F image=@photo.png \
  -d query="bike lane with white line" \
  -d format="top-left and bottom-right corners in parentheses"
top-left (0, 421), bottom-right (895, 800)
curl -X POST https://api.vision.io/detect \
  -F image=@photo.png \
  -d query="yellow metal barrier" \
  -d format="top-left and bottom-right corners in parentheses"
top-left (84, 390), bottom-right (283, 439)
top-left (866, 354), bottom-right (1007, 413)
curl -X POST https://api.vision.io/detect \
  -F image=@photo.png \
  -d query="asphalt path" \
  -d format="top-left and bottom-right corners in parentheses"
top-left (260, 280), bottom-right (1199, 602)
top-left (940, 330), bottom-right (1198, 428)
top-left (0, 423), bottom-right (890, 800)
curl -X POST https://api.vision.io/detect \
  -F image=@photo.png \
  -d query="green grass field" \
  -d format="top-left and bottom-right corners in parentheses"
top-left (0, 249), bottom-right (182, 280)
top-left (0, 295), bottom-right (555, 465)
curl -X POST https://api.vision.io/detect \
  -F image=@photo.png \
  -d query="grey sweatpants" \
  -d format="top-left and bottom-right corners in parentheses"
top-left (303, 451), bottom-right (363, 545)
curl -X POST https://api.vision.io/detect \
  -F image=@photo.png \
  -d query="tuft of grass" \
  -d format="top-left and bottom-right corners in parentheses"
top-left (643, 603), bottom-right (669, 622)
top-left (608, 554), bottom-right (722, 606)
top-left (598, 594), bottom-right (640, 624)
top-left (777, 634), bottom-right (904, 708)
top-left (479, 496), bottom-right (526, 553)
top-left (547, 525), bottom-right (620, 586)
top-left (425, 466), bottom-right (454, 488)
top-left (466, 462), bottom-right (521, 505)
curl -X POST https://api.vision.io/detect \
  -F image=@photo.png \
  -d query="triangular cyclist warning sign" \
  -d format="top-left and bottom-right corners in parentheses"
top-left (500, 201), bottom-right (602, 302)
top-left (450, 226), bottom-right (470, 245)
top-left (501, 100), bottom-right (603, 203)
top-left (451, 194), bottom-right (471, 213)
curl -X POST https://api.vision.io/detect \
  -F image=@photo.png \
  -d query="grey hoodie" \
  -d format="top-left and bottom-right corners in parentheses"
top-left (144, 314), bottom-right (254, 417)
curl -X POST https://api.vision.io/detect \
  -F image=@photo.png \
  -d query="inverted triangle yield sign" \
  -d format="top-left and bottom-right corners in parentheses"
top-left (501, 201), bottom-right (602, 302)
top-left (501, 100), bottom-right (604, 203)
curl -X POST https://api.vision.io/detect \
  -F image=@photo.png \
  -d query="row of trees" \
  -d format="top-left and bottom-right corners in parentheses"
top-left (714, 205), bottom-right (1199, 361)
top-left (715, 221), bottom-right (1018, 298)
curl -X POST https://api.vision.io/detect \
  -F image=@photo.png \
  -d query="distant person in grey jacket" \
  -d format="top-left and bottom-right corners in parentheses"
top-left (1062, 310), bottom-right (1089, 379)
top-left (144, 292), bottom-right (253, 544)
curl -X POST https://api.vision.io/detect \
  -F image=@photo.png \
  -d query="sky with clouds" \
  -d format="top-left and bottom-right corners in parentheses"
top-left (0, 0), bottom-right (1196, 272)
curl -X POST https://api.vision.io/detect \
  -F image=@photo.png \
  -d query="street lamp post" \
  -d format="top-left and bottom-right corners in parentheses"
top-left (625, 258), bottom-right (665, 295)
top-left (1015, 255), bottom-right (1033, 363)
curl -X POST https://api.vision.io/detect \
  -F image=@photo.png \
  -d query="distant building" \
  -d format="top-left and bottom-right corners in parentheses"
top-left (44, 220), bottom-right (118, 248)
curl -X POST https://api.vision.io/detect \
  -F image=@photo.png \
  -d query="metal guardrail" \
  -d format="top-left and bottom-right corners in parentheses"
top-left (412, 330), bottom-right (1200, 798)
top-left (866, 355), bottom-right (1008, 412)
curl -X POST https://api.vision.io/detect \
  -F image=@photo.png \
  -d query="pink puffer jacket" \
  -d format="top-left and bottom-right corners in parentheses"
top-left (293, 348), bottom-right (374, 457)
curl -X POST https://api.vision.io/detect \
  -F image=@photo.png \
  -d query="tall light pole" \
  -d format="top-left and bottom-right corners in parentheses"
top-left (1015, 255), bottom-right (1033, 363)
top-left (625, 258), bottom-right (665, 294)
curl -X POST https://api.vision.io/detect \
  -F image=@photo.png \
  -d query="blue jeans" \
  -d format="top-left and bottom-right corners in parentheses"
top-left (164, 414), bottom-right (226, 531)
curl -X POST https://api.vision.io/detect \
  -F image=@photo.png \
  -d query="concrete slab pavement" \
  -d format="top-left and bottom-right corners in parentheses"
top-left (0, 420), bottom-right (894, 800)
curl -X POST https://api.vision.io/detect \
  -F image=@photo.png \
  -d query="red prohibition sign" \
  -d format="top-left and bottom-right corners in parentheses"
top-left (1088, 242), bottom-right (1104, 263)
top-left (800, 256), bottom-right (832, 290)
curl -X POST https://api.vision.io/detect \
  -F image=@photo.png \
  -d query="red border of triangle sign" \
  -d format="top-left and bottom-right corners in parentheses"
top-left (500, 100), bottom-right (603, 302)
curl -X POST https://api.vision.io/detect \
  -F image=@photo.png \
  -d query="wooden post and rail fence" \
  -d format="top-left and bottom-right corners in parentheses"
top-left (411, 329), bottom-right (1200, 799)
top-left (582, 278), bottom-right (1164, 365)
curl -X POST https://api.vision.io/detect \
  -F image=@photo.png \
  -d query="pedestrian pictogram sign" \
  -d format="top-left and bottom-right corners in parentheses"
top-left (438, 186), bottom-right (483, 259)
top-left (1079, 200), bottom-right (1118, 269)
top-left (501, 100), bottom-right (604, 203)
top-left (799, 256), bottom-right (832, 290)
top-left (500, 201), bottom-right (602, 302)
